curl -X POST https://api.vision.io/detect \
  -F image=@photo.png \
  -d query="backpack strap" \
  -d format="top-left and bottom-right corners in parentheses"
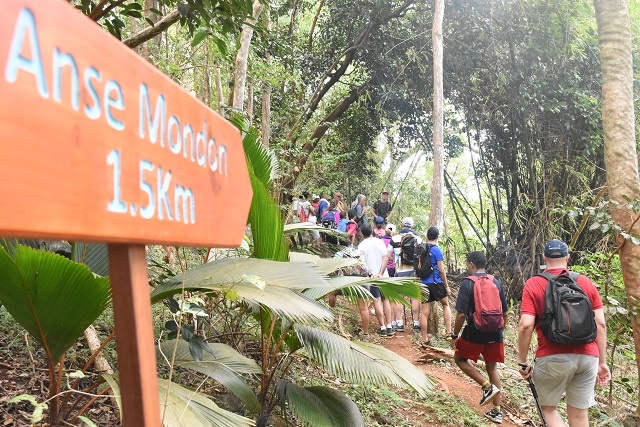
top-left (535, 271), bottom-right (580, 281)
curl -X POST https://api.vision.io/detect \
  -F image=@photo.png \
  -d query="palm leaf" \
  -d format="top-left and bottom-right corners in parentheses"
top-left (158, 340), bottom-right (261, 414)
top-left (234, 115), bottom-right (288, 262)
top-left (157, 378), bottom-right (255, 427)
top-left (0, 245), bottom-right (111, 364)
top-left (302, 276), bottom-right (422, 304)
top-left (276, 380), bottom-right (364, 427)
top-left (71, 242), bottom-right (110, 276)
top-left (151, 258), bottom-right (333, 323)
top-left (288, 252), bottom-right (360, 275)
top-left (295, 325), bottom-right (433, 397)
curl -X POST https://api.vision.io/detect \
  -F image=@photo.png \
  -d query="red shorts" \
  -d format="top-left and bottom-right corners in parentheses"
top-left (455, 337), bottom-right (504, 363)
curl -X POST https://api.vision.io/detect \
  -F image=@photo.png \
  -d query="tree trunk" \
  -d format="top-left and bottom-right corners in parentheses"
top-left (247, 84), bottom-right (254, 125)
top-left (215, 66), bottom-right (224, 114)
top-left (261, 8), bottom-right (272, 147)
top-left (429, 0), bottom-right (445, 229)
top-left (232, 0), bottom-right (264, 112)
top-left (594, 0), bottom-right (640, 416)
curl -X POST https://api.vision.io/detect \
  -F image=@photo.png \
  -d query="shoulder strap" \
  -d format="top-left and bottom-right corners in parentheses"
top-left (535, 272), bottom-right (556, 281)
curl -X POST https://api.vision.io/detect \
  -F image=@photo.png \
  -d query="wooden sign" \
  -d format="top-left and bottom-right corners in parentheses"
top-left (0, 0), bottom-right (252, 247)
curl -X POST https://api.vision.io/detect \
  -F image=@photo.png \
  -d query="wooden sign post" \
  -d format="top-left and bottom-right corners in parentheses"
top-left (0, 1), bottom-right (253, 425)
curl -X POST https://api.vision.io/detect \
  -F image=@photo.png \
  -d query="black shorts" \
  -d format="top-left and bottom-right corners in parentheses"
top-left (422, 282), bottom-right (447, 303)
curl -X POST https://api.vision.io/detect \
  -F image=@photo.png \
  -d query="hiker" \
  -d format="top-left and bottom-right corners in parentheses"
top-left (418, 226), bottom-right (452, 343)
top-left (381, 223), bottom-right (396, 277)
top-left (373, 190), bottom-right (393, 224)
top-left (350, 194), bottom-right (369, 229)
top-left (392, 217), bottom-right (421, 332)
top-left (373, 216), bottom-right (386, 237)
top-left (518, 239), bottom-right (610, 427)
top-left (316, 193), bottom-right (330, 223)
top-left (345, 210), bottom-right (358, 247)
top-left (451, 251), bottom-right (508, 424)
top-left (333, 191), bottom-right (348, 213)
top-left (298, 193), bottom-right (312, 223)
top-left (357, 224), bottom-right (395, 339)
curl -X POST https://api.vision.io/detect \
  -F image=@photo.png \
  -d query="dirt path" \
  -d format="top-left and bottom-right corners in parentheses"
top-left (381, 330), bottom-right (530, 426)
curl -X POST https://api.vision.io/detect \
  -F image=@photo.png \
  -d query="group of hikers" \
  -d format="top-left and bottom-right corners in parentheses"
top-left (289, 190), bottom-right (612, 426)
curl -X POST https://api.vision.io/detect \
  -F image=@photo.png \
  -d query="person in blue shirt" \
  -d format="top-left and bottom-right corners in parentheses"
top-left (418, 226), bottom-right (452, 346)
top-left (337, 211), bottom-right (349, 231)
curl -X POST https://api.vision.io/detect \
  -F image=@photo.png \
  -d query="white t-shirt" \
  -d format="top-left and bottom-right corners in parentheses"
top-left (358, 237), bottom-right (389, 277)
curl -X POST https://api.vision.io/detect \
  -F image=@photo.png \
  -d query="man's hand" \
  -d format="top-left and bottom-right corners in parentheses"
top-left (597, 363), bottom-right (611, 386)
top-left (518, 363), bottom-right (533, 380)
top-left (445, 285), bottom-right (451, 297)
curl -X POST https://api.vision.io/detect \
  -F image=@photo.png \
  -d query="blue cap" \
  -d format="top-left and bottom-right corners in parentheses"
top-left (375, 216), bottom-right (385, 224)
top-left (544, 239), bottom-right (568, 258)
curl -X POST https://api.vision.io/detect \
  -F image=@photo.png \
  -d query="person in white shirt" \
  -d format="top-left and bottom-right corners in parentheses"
top-left (358, 224), bottom-right (395, 339)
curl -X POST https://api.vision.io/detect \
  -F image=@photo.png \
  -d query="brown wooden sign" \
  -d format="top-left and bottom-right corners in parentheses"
top-left (0, 1), bottom-right (254, 426)
top-left (0, 0), bottom-right (252, 247)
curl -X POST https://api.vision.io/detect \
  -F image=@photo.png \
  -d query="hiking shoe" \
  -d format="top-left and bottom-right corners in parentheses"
top-left (395, 324), bottom-right (405, 332)
top-left (361, 334), bottom-right (370, 342)
top-left (376, 328), bottom-right (388, 336)
top-left (413, 323), bottom-right (421, 332)
top-left (480, 384), bottom-right (500, 406)
top-left (484, 408), bottom-right (503, 424)
top-left (386, 327), bottom-right (395, 336)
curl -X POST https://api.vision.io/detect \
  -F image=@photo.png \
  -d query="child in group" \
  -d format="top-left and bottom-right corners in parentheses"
top-left (373, 216), bottom-right (386, 237)
top-left (337, 211), bottom-right (349, 231)
top-left (346, 209), bottom-right (358, 247)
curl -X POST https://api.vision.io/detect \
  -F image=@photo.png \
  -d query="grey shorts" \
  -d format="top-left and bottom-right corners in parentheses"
top-left (533, 354), bottom-right (598, 409)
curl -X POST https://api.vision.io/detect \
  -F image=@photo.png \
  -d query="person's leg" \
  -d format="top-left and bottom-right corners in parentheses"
top-left (382, 298), bottom-right (393, 329)
top-left (541, 406), bottom-right (567, 427)
top-left (392, 302), bottom-right (405, 330)
top-left (440, 296), bottom-right (452, 335)
top-left (485, 361), bottom-right (501, 407)
top-left (411, 298), bottom-right (420, 329)
top-left (357, 298), bottom-right (370, 335)
top-left (455, 356), bottom-right (487, 385)
top-left (420, 302), bottom-right (431, 342)
top-left (372, 297), bottom-right (388, 333)
top-left (566, 406), bottom-right (589, 427)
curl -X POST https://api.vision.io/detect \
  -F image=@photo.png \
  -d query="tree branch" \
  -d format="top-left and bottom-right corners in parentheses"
top-left (122, 10), bottom-right (181, 49)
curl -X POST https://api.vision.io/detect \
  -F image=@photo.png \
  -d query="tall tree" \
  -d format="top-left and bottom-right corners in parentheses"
top-left (429, 0), bottom-right (445, 229)
top-left (233, 0), bottom-right (265, 112)
top-left (593, 0), bottom-right (640, 415)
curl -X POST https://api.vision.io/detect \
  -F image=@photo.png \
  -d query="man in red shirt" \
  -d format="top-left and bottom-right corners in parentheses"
top-left (517, 239), bottom-right (610, 427)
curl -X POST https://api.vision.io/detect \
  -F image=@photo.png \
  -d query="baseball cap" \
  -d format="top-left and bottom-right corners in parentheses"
top-left (375, 216), bottom-right (384, 224)
top-left (544, 239), bottom-right (569, 258)
top-left (381, 190), bottom-right (389, 194)
top-left (386, 223), bottom-right (395, 232)
top-left (401, 217), bottom-right (414, 228)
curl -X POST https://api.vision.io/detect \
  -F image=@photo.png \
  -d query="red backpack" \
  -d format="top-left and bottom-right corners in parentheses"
top-left (468, 274), bottom-right (504, 332)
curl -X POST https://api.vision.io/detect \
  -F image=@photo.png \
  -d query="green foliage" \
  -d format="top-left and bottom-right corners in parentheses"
top-left (276, 380), bottom-right (365, 427)
top-left (0, 245), bottom-right (111, 365)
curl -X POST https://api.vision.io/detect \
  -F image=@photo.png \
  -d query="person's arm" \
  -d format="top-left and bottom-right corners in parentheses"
top-left (594, 308), bottom-right (611, 386)
top-left (377, 254), bottom-right (389, 277)
top-left (373, 201), bottom-right (379, 217)
top-left (451, 311), bottom-right (466, 349)
top-left (517, 313), bottom-right (536, 379)
top-left (436, 260), bottom-right (450, 296)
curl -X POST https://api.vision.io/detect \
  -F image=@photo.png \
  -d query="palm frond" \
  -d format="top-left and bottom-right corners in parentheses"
top-left (295, 325), bottom-right (434, 397)
top-left (158, 340), bottom-right (261, 414)
top-left (0, 245), bottom-right (111, 364)
top-left (157, 378), bottom-right (255, 427)
top-left (276, 380), bottom-right (364, 427)
top-left (71, 242), bottom-right (109, 276)
top-left (302, 276), bottom-right (422, 304)
top-left (151, 258), bottom-right (333, 323)
top-left (288, 252), bottom-right (360, 275)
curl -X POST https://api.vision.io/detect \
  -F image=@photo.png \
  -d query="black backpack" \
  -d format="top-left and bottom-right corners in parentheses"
top-left (536, 272), bottom-right (597, 346)
top-left (414, 243), bottom-right (434, 279)
top-left (400, 233), bottom-right (418, 265)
